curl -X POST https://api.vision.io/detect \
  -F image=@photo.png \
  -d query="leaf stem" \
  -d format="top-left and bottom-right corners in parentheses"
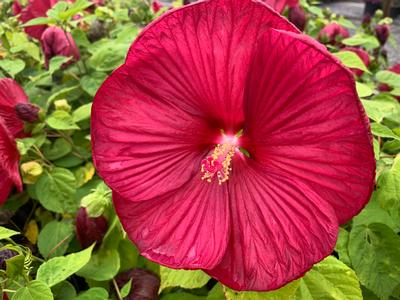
top-left (112, 278), bottom-right (123, 300)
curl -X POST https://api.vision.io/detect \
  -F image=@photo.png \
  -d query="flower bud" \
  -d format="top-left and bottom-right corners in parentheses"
top-left (375, 24), bottom-right (390, 45)
top-left (318, 22), bottom-right (349, 45)
top-left (152, 0), bottom-right (163, 13)
top-left (75, 207), bottom-right (108, 249)
top-left (362, 13), bottom-right (371, 26)
top-left (20, 162), bottom-right (43, 184)
top-left (288, 5), bottom-right (306, 32)
top-left (88, 19), bottom-right (107, 43)
top-left (14, 103), bottom-right (40, 123)
top-left (12, 0), bottom-right (22, 15)
top-left (0, 249), bottom-right (18, 270)
top-left (115, 268), bottom-right (160, 300)
top-left (40, 26), bottom-right (80, 69)
top-left (54, 99), bottom-right (71, 112)
top-left (183, 0), bottom-right (191, 5)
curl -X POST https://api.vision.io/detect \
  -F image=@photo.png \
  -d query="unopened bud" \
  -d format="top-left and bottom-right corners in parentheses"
top-left (21, 162), bottom-right (43, 184)
top-left (288, 5), bottom-right (306, 32)
top-left (15, 103), bottom-right (40, 123)
top-left (54, 99), bottom-right (71, 112)
top-left (375, 24), bottom-right (390, 45)
top-left (76, 207), bottom-right (108, 248)
top-left (115, 268), bottom-right (160, 300)
top-left (88, 19), bottom-right (107, 43)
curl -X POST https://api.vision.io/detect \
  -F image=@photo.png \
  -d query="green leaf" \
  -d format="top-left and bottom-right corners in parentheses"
top-left (353, 194), bottom-right (399, 231)
top-left (80, 73), bottom-right (107, 96)
top-left (74, 287), bottom-right (108, 300)
top-left (0, 226), bottom-right (19, 240)
top-left (22, 17), bottom-right (55, 27)
top-left (51, 281), bottom-right (76, 300)
top-left (371, 123), bottom-right (400, 140)
top-left (120, 279), bottom-right (132, 298)
top-left (118, 239), bottom-right (139, 273)
top-left (73, 103), bottom-right (93, 123)
top-left (88, 43), bottom-right (129, 72)
top-left (76, 247), bottom-right (120, 281)
top-left (292, 256), bottom-right (362, 300)
top-left (334, 51), bottom-right (370, 74)
top-left (35, 168), bottom-right (78, 213)
top-left (160, 267), bottom-right (210, 290)
top-left (47, 111), bottom-right (80, 131)
top-left (12, 280), bottom-right (53, 300)
top-left (37, 245), bottom-right (94, 287)
top-left (342, 34), bottom-right (380, 50)
top-left (376, 70), bottom-right (400, 88)
top-left (58, 0), bottom-right (92, 21)
top-left (43, 138), bottom-right (73, 160)
top-left (356, 82), bottom-right (373, 98)
top-left (361, 98), bottom-right (400, 123)
top-left (376, 167), bottom-right (400, 218)
top-left (38, 220), bottom-right (74, 259)
top-left (335, 227), bottom-right (351, 266)
top-left (349, 223), bottom-right (400, 300)
top-left (0, 59), bottom-right (25, 78)
top-left (49, 57), bottom-right (70, 74)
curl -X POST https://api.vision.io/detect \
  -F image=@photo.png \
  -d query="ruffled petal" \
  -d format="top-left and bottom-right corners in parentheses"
top-left (0, 176), bottom-right (13, 205)
top-left (206, 158), bottom-right (338, 291)
top-left (0, 78), bottom-right (28, 137)
top-left (243, 29), bottom-right (375, 224)
top-left (20, 0), bottom-right (58, 39)
top-left (0, 119), bottom-right (22, 197)
top-left (92, 0), bottom-right (298, 202)
top-left (113, 176), bottom-right (230, 269)
top-left (125, 0), bottom-right (298, 130)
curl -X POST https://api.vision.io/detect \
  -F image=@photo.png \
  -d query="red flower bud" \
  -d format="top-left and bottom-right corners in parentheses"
top-left (75, 207), bottom-right (108, 249)
top-left (15, 103), bottom-right (40, 123)
top-left (318, 22), bottom-right (349, 45)
top-left (12, 1), bottom-right (22, 16)
top-left (362, 13), bottom-right (371, 26)
top-left (375, 24), bottom-right (390, 45)
top-left (288, 5), bottom-right (306, 32)
top-left (152, 0), bottom-right (163, 13)
top-left (40, 26), bottom-right (80, 69)
top-left (115, 268), bottom-right (160, 300)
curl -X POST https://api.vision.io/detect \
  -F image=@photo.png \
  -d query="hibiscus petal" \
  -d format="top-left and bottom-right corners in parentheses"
top-left (0, 78), bottom-right (28, 137)
top-left (0, 177), bottom-right (13, 205)
top-left (20, 0), bottom-right (58, 39)
top-left (243, 29), bottom-right (375, 224)
top-left (206, 158), bottom-right (338, 291)
top-left (0, 119), bottom-right (22, 197)
top-left (92, 0), bottom-right (298, 202)
top-left (113, 176), bottom-right (230, 269)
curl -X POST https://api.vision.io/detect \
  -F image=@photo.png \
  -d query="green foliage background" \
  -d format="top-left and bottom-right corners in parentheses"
top-left (0, 0), bottom-right (399, 299)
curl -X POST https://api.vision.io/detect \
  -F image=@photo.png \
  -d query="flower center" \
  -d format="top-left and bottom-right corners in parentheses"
top-left (201, 135), bottom-right (238, 185)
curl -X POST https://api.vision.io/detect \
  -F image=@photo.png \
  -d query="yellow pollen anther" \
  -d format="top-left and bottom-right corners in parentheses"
top-left (201, 142), bottom-right (237, 185)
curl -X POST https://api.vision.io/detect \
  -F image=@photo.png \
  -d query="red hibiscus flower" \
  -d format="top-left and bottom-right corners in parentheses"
top-left (0, 78), bottom-right (30, 138)
top-left (12, 0), bottom-right (22, 15)
top-left (0, 79), bottom-right (25, 205)
top-left (20, 0), bottom-right (59, 39)
top-left (91, 0), bottom-right (375, 291)
top-left (341, 47), bottom-right (370, 77)
top-left (318, 22), bottom-right (349, 45)
top-left (40, 26), bottom-right (80, 69)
